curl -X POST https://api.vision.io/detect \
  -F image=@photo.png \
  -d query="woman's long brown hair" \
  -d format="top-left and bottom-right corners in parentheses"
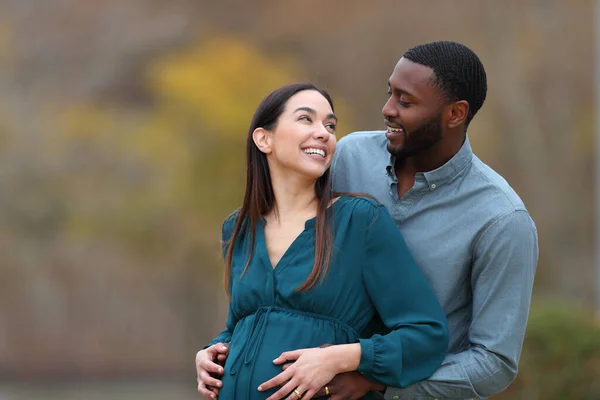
top-left (224, 83), bottom-right (336, 295)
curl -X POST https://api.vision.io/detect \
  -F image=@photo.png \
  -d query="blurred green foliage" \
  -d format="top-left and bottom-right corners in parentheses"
top-left (498, 303), bottom-right (600, 400)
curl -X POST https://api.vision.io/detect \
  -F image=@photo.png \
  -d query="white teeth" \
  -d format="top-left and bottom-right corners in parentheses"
top-left (387, 127), bottom-right (404, 134)
top-left (303, 148), bottom-right (325, 157)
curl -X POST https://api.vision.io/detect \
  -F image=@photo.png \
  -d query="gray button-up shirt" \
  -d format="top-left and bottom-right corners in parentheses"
top-left (331, 131), bottom-right (538, 399)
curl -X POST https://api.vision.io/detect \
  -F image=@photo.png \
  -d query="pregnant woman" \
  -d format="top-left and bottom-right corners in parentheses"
top-left (195, 82), bottom-right (448, 400)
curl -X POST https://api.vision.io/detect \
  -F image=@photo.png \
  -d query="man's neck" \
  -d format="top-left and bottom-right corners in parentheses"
top-left (393, 133), bottom-right (466, 198)
top-left (394, 133), bottom-right (466, 177)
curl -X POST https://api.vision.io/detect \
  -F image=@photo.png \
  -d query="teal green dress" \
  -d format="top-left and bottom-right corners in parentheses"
top-left (207, 196), bottom-right (448, 399)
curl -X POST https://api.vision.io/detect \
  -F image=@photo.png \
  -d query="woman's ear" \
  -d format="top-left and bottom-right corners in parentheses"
top-left (252, 127), bottom-right (272, 154)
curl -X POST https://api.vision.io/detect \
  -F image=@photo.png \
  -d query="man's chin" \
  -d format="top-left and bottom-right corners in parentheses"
top-left (386, 142), bottom-right (404, 157)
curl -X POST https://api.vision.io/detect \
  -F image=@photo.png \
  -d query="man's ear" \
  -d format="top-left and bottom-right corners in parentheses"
top-left (252, 127), bottom-right (272, 154)
top-left (447, 100), bottom-right (469, 129)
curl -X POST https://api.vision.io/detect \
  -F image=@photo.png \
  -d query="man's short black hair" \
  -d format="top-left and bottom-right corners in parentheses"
top-left (403, 41), bottom-right (487, 125)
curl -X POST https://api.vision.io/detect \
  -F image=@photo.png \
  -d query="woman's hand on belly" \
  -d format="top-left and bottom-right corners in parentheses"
top-left (257, 344), bottom-right (362, 400)
top-left (195, 343), bottom-right (229, 399)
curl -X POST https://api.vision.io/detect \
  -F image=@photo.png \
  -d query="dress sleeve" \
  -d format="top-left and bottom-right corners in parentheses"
top-left (205, 211), bottom-right (240, 348)
top-left (356, 201), bottom-right (449, 388)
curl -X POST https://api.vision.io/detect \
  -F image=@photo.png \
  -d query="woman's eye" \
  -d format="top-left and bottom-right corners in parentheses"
top-left (325, 123), bottom-right (337, 132)
top-left (299, 115), bottom-right (312, 122)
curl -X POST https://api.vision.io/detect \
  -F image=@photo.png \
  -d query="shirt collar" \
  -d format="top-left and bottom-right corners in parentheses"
top-left (385, 136), bottom-right (473, 189)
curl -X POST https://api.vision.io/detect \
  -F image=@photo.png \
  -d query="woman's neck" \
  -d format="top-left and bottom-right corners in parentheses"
top-left (268, 169), bottom-right (318, 224)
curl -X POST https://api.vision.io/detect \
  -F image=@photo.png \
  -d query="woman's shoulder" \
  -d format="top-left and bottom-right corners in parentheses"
top-left (337, 194), bottom-right (384, 220)
top-left (222, 209), bottom-right (241, 239)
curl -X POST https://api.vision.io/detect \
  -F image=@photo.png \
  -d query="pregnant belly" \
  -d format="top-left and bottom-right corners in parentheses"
top-left (220, 307), bottom-right (360, 399)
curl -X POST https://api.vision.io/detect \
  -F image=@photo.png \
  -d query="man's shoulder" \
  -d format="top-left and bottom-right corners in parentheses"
top-left (467, 155), bottom-right (529, 216)
top-left (332, 131), bottom-right (390, 191)
top-left (337, 130), bottom-right (388, 156)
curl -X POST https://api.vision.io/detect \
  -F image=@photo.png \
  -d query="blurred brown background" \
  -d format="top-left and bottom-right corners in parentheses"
top-left (1, 0), bottom-right (598, 398)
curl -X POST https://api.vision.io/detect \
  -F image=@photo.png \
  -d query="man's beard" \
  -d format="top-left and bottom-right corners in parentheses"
top-left (387, 113), bottom-right (443, 161)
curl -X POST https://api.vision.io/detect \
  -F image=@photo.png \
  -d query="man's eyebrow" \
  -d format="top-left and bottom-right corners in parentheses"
top-left (294, 107), bottom-right (337, 122)
top-left (388, 82), bottom-right (415, 98)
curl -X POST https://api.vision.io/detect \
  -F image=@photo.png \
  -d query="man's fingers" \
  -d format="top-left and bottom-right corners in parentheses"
top-left (314, 380), bottom-right (338, 398)
top-left (315, 385), bottom-right (337, 398)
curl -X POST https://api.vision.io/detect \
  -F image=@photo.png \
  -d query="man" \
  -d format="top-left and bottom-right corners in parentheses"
top-left (199, 41), bottom-right (538, 399)
top-left (324, 41), bottom-right (538, 399)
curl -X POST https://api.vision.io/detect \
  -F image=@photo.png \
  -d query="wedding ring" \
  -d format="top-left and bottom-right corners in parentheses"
top-left (294, 389), bottom-right (302, 398)
top-left (325, 386), bottom-right (330, 396)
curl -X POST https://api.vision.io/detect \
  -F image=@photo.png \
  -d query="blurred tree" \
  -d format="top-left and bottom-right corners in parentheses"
top-left (6, 35), bottom-right (352, 376)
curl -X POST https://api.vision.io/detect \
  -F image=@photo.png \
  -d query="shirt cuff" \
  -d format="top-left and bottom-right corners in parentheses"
top-left (358, 338), bottom-right (375, 375)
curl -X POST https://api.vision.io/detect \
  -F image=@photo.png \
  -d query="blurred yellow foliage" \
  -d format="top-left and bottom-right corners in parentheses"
top-left (147, 36), bottom-right (299, 136)
top-left (56, 36), bottom-right (349, 251)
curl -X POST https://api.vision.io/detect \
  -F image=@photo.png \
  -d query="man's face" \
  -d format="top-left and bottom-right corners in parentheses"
top-left (383, 57), bottom-right (446, 160)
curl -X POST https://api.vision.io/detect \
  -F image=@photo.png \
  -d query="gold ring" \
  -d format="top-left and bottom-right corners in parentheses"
top-left (325, 386), bottom-right (330, 396)
top-left (294, 389), bottom-right (302, 398)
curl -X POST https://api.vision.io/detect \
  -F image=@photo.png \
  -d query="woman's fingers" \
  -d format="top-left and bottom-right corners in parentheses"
top-left (285, 385), bottom-right (304, 400)
top-left (273, 349), bottom-right (305, 365)
top-left (199, 370), bottom-right (223, 390)
top-left (199, 358), bottom-right (224, 375)
top-left (197, 381), bottom-right (217, 399)
top-left (300, 388), bottom-right (317, 400)
top-left (259, 367), bottom-right (293, 393)
top-left (265, 378), bottom-right (299, 400)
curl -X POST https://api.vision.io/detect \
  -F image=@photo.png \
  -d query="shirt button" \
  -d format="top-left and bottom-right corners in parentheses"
top-left (431, 183), bottom-right (437, 189)
top-left (392, 396), bottom-right (399, 399)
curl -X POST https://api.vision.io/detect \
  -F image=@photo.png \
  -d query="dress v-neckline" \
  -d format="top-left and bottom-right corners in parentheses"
top-left (260, 225), bottom-right (311, 270)
top-left (257, 195), bottom-right (346, 271)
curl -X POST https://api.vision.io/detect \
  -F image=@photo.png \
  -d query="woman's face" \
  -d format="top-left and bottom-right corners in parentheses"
top-left (256, 90), bottom-right (338, 180)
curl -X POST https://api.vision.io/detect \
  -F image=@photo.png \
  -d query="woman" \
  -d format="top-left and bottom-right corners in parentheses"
top-left (196, 83), bottom-right (448, 400)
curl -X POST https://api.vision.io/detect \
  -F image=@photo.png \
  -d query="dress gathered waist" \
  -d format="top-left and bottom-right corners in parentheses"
top-left (229, 306), bottom-right (361, 376)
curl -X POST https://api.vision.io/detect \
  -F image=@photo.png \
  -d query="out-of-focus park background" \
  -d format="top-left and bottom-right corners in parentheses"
top-left (1, 0), bottom-right (599, 399)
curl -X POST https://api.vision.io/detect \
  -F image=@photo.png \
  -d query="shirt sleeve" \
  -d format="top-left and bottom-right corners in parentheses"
top-left (205, 211), bottom-right (240, 348)
top-left (356, 201), bottom-right (449, 388)
top-left (385, 210), bottom-right (539, 399)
